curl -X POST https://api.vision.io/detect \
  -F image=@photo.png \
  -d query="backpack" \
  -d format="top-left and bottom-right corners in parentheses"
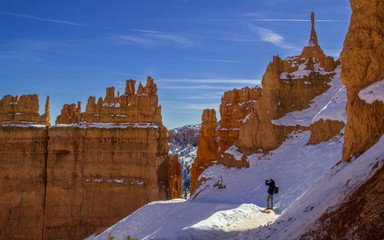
top-left (274, 185), bottom-right (279, 194)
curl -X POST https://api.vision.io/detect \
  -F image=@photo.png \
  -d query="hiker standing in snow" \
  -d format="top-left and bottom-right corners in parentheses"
top-left (265, 179), bottom-right (275, 210)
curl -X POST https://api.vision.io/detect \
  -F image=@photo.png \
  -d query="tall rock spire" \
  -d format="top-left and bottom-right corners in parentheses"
top-left (309, 12), bottom-right (318, 46)
top-left (45, 96), bottom-right (51, 126)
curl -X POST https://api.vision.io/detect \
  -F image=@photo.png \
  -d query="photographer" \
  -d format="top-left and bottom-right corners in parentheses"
top-left (265, 179), bottom-right (276, 210)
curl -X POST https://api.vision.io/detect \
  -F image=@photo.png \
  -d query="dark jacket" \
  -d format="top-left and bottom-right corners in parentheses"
top-left (265, 180), bottom-right (275, 194)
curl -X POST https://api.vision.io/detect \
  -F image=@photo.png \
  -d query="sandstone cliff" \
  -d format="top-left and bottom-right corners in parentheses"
top-left (0, 77), bottom-right (182, 240)
top-left (340, 0), bottom-right (384, 161)
top-left (218, 87), bottom-right (261, 156)
top-left (44, 77), bottom-right (180, 239)
top-left (189, 109), bottom-right (218, 196)
top-left (0, 95), bottom-right (49, 239)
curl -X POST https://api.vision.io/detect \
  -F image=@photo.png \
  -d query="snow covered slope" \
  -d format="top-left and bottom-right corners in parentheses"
top-left (86, 66), bottom-right (355, 240)
top-left (87, 129), bottom-right (345, 240)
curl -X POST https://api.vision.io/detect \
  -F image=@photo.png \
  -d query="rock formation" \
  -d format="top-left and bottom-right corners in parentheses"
top-left (218, 87), bottom-right (261, 155)
top-left (55, 102), bottom-right (81, 124)
top-left (0, 94), bottom-right (50, 125)
top-left (0, 95), bottom-right (49, 239)
top-left (308, 119), bottom-right (345, 145)
top-left (56, 77), bottom-right (162, 125)
top-left (190, 109), bottom-right (218, 196)
top-left (0, 77), bottom-right (182, 240)
top-left (340, 0), bottom-right (384, 161)
top-left (237, 12), bottom-right (340, 154)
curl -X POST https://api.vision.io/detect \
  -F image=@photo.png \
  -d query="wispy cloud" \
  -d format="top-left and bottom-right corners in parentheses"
top-left (159, 78), bottom-right (261, 85)
top-left (113, 35), bottom-right (154, 45)
top-left (113, 29), bottom-right (192, 46)
top-left (247, 18), bottom-right (346, 23)
top-left (132, 29), bottom-right (192, 45)
top-left (161, 85), bottom-right (238, 90)
top-left (160, 101), bottom-right (220, 112)
top-left (184, 103), bottom-right (220, 110)
top-left (176, 92), bottom-right (224, 100)
top-left (247, 24), bottom-right (299, 50)
top-left (0, 11), bottom-right (82, 26)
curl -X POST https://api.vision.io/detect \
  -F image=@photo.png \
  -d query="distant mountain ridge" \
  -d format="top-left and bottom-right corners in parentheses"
top-left (168, 124), bottom-right (200, 147)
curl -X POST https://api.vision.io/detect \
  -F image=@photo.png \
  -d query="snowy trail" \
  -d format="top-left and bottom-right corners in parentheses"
top-left (227, 209), bottom-right (277, 232)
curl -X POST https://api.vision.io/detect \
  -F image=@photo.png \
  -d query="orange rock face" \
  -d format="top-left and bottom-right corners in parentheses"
top-left (0, 94), bottom-right (50, 125)
top-left (0, 77), bottom-right (182, 240)
top-left (0, 95), bottom-right (49, 239)
top-left (190, 109), bottom-right (218, 195)
top-left (166, 155), bottom-right (183, 199)
top-left (340, 0), bottom-right (384, 161)
top-left (308, 119), bottom-right (345, 145)
top-left (218, 87), bottom-right (261, 155)
top-left (0, 127), bottom-right (48, 240)
top-left (55, 102), bottom-right (81, 124)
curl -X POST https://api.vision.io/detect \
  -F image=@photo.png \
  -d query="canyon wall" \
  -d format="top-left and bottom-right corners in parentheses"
top-left (340, 0), bottom-right (384, 161)
top-left (189, 109), bottom-right (218, 196)
top-left (0, 95), bottom-right (50, 240)
top-left (0, 77), bottom-right (181, 240)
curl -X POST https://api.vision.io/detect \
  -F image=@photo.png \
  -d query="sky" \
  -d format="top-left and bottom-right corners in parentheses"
top-left (0, 0), bottom-right (351, 129)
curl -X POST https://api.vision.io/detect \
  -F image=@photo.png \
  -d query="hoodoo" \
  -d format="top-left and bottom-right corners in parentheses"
top-left (190, 109), bottom-right (218, 196)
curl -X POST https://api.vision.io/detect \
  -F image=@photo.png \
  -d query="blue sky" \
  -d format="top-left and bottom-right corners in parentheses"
top-left (0, 0), bottom-right (351, 129)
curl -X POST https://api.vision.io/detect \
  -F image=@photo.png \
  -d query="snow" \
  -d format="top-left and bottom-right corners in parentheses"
top-left (170, 124), bottom-right (201, 134)
top-left (242, 113), bottom-right (251, 123)
top-left (169, 145), bottom-right (197, 199)
top-left (358, 79), bottom-right (384, 104)
top-left (224, 145), bottom-right (244, 161)
top-left (102, 102), bottom-right (121, 108)
top-left (85, 179), bottom-right (144, 185)
top-left (87, 128), bottom-right (345, 240)
top-left (312, 85), bottom-right (347, 123)
top-left (52, 122), bottom-right (159, 129)
top-left (219, 128), bottom-right (240, 131)
top-left (272, 65), bottom-right (343, 127)
top-left (308, 41), bottom-right (317, 47)
top-left (279, 60), bottom-right (327, 81)
top-left (0, 121), bottom-right (47, 128)
top-left (243, 133), bottom-right (384, 240)
top-left (85, 64), bottom-right (382, 240)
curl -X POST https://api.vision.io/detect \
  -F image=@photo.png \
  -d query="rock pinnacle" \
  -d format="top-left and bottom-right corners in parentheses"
top-left (309, 12), bottom-right (318, 46)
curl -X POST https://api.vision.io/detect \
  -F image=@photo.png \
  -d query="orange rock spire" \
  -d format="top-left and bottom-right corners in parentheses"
top-left (190, 109), bottom-right (218, 196)
top-left (309, 12), bottom-right (318, 46)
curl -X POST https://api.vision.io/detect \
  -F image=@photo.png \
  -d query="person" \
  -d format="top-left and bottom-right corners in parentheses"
top-left (265, 179), bottom-right (275, 210)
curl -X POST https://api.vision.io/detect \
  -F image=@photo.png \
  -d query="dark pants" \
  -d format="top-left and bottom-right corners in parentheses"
top-left (266, 194), bottom-right (273, 209)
